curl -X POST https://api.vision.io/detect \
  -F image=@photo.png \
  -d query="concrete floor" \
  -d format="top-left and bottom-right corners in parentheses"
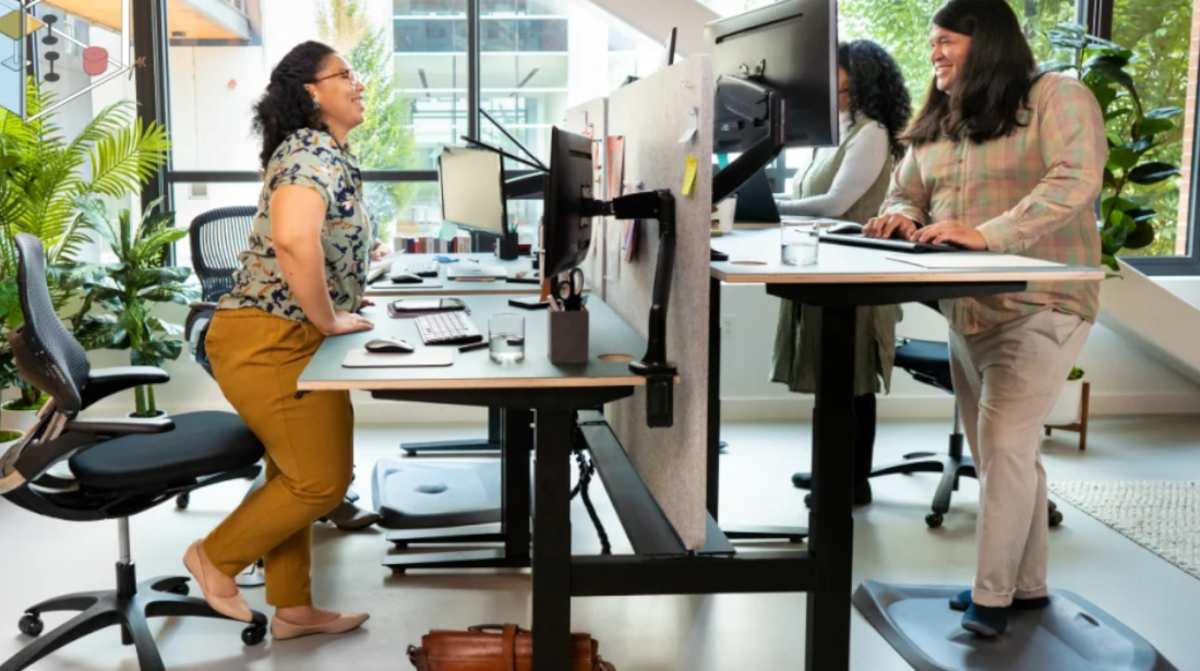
top-left (2, 416), bottom-right (1199, 671)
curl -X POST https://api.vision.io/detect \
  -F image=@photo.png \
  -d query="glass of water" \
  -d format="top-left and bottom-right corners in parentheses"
top-left (781, 220), bottom-right (820, 266)
top-left (489, 313), bottom-right (525, 363)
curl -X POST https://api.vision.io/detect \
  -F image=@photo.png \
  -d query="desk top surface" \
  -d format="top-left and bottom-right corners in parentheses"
top-left (367, 253), bottom-right (544, 296)
top-left (298, 294), bottom-right (650, 392)
top-left (710, 228), bottom-right (1106, 285)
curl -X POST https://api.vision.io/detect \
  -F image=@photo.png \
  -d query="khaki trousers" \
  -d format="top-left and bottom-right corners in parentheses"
top-left (201, 308), bottom-right (354, 608)
top-left (948, 309), bottom-right (1090, 608)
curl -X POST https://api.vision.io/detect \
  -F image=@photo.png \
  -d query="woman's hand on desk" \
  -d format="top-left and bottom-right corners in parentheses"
top-left (321, 310), bottom-right (375, 336)
top-left (910, 221), bottom-right (988, 250)
top-left (864, 213), bottom-right (918, 240)
top-left (371, 240), bottom-right (391, 262)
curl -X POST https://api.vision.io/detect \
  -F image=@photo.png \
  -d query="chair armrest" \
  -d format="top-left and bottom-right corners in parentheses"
top-left (189, 301), bottom-right (219, 312)
top-left (64, 417), bottom-right (175, 436)
top-left (80, 367), bottom-right (171, 410)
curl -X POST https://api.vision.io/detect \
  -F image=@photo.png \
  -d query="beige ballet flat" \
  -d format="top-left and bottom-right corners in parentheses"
top-left (182, 541), bottom-right (253, 623)
top-left (271, 612), bottom-right (370, 641)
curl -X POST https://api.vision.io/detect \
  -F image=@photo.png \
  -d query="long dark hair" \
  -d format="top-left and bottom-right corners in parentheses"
top-left (904, 0), bottom-right (1038, 146)
top-left (838, 40), bottom-right (911, 161)
top-left (252, 41), bottom-right (337, 170)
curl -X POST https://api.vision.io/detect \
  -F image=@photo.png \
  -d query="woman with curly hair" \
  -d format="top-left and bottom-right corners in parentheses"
top-left (774, 39), bottom-right (912, 507)
top-left (181, 41), bottom-right (374, 641)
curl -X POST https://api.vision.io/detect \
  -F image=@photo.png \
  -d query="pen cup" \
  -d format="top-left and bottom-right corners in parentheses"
top-left (548, 309), bottom-right (589, 365)
top-left (489, 313), bottom-right (525, 363)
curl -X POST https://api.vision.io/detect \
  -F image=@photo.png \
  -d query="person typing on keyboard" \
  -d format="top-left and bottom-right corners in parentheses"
top-left (863, 0), bottom-right (1106, 640)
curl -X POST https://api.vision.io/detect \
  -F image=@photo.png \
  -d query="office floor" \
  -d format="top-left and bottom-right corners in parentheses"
top-left (2, 415), bottom-right (1200, 671)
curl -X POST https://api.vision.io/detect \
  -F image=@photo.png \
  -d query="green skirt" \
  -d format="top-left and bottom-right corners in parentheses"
top-left (770, 301), bottom-right (901, 396)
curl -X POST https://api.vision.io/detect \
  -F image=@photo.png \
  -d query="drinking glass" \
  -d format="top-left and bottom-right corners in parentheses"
top-left (489, 313), bottom-right (525, 363)
top-left (780, 220), bottom-right (820, 266)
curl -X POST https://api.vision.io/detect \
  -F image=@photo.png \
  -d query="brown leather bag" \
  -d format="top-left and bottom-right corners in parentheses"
top-left (407, 624), bottom-right (616, 671)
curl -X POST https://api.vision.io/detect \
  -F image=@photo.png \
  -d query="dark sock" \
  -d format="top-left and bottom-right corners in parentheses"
top-left (950, 589), bottom-right (1051, 612)
top-left (962, 603), bottom-right (1008, 637)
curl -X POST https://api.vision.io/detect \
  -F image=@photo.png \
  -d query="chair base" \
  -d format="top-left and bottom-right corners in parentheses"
top-left (2, 564), bottom-right (267, 671)
top-left (871, 446), bottom-right (1063, 529)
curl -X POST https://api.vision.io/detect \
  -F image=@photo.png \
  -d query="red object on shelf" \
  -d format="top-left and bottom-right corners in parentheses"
top-left (83, 46), bottom-right (107, 76)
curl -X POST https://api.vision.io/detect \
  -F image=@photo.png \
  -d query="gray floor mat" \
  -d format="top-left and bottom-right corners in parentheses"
top-left (853, 580), bottom-right (1179, 671)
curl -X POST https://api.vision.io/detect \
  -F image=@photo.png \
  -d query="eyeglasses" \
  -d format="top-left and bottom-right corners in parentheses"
top-left (314, 68), bottom-right (363, 86)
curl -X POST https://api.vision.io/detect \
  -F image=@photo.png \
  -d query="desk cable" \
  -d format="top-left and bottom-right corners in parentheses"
top-left (570, 426), bottom-right (612, 555)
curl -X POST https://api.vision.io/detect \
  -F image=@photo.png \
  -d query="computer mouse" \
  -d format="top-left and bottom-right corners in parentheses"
top-left (365, 337), bottom-right (414, 354)
top-left (829, 222), bottom-right (864, 234)
top-left (390, 273), bottom-right (424, 284)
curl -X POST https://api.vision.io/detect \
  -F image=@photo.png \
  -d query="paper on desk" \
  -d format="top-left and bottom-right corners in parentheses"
top-left (679, 107), bottom-right (699, 143)
top-left (885, 254), bottom-right (1066, 269)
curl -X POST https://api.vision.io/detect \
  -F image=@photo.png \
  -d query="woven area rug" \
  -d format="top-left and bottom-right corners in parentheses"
top-left (1049, 480), bottom-right (1200, 581)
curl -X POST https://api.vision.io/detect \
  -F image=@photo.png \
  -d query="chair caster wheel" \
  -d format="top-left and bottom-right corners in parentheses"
top-left (925, 513), bottom-right (944, 529)
top-left (19, 614), bottom-right (43, 637)
top-left (391, 567), bottom-right (407, 575)
top-left (1049, 510), bottom-right (1063, 527)
top-left (242, 623), bottom-right (267, 646)
top-left (175, 492), bottom-right (190, 510)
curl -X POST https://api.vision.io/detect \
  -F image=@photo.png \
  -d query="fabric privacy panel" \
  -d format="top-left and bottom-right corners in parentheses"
top-left (599, 55), bottom-right (714, 550)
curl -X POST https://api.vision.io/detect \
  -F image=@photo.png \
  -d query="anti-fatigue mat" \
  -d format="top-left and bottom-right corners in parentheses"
top-left (853, 580), bottom-right (1179, 671)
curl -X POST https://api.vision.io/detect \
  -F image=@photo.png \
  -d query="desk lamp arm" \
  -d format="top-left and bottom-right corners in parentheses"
top-left (606, 190), bottom-right (677, 428)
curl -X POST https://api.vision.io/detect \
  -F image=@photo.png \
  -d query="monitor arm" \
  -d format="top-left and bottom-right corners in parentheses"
top-left (595, 190), bottom-right (678, 428)
top-left (711, 76), bottom-right (786, 205)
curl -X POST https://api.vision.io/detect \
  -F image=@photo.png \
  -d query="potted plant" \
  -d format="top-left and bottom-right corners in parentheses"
top-left (71, 198), bottom-right (193, 418)
top-left (1045, 24), bottom-right (1182, 270)
top-left (1045, 366), bottom-right (1091, 451)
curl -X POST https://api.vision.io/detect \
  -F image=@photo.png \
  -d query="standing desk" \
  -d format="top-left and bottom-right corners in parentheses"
top-left (298, 293), bottom-right (668, 671)
top-left (706, 227), bottom-right (1105, 669)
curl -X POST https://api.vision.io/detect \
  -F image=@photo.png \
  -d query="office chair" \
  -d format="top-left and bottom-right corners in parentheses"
top-left (182, 206), bottom-right (378, 532)
top-left (864, 303), bottom-right (1063, 529)
top-left (0, 234), bottom-right (268, 671)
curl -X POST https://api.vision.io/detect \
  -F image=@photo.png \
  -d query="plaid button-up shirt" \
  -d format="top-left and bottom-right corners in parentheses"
top-left (879, 72), bottom-right (1107, 335)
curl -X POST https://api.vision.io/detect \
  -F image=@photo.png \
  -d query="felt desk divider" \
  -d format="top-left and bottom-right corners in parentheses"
top-left (568, 56), bottom-right (714, 550)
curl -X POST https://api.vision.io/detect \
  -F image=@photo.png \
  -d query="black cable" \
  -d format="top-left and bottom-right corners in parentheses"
top-left (569, 428), bottom-right (611, 555)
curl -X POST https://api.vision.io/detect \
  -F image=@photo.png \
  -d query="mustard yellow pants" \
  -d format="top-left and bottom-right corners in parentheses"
top-left (202, 308), bottom-right (354, 608)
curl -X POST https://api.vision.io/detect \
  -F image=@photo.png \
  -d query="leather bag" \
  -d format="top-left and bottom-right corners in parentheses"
top-left (407, 624), bottom-right (616, 671)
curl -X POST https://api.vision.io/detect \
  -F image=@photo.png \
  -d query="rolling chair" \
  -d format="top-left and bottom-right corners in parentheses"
top-left (864, 302), bottom-right (1063, 528)
top-left (0, 234), bottom-right (268, 671)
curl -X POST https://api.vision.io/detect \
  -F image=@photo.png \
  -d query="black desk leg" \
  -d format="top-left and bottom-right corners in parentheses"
top-left (400, 406), bottom-right (502, 455)
top-left (532, 407), bottom-right (572, 671)
top-left (707, 276), bottom-right (722, 519)
top-left (806, 303), bottom-right (857, 671)
top-left (711, 277), bottom-right (809, 544)
top-left (503, 408), bottom-right (533, 561)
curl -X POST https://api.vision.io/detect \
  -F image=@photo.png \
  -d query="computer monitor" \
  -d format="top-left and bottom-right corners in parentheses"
top-left (438, 146), bottom-right (508, 235)
top-left (541, 127), bottom-right (595, 278)
top-left (707, 0), bottom-right (838, 203)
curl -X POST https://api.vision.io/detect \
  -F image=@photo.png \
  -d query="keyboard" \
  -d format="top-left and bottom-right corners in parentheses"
top-left (819, 232), bottom-right (959, 254)
top-left (394, 258), bottom-right (440, 278)
top-left (415, 311), bottom-right (484, 346)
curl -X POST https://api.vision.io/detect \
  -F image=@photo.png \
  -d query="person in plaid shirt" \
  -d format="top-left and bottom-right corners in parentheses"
top-left (863, 0), bottom-right (1106, 638)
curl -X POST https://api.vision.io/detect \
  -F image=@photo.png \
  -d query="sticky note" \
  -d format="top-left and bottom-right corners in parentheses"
top-left (682, 157), bottom-right (698, 196)
top-left (438, 220), bottom-right (458, 240)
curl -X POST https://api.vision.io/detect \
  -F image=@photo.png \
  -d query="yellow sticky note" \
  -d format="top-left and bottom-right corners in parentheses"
top-left (682, 156), bottom-right (698, 196)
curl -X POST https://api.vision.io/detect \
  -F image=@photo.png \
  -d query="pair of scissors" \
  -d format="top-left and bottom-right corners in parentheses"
top-left (554, 269), bottom-right (584, 311)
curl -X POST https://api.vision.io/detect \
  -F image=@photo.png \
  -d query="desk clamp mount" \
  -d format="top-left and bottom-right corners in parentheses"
top-left (590, 190), bottom-right (678, 429)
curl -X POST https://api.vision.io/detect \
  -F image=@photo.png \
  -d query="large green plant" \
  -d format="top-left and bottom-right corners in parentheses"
top-left (1045, 24), bottom-right (1181, 270)
top-left (0, 79), bottom-right (171, 410)
top-left (71, 198), bottom-right (193, 418)
top-left (318, 0), bottom-right (417, 240)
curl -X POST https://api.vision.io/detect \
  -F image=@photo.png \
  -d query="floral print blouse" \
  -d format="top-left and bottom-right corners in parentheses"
top-left (218, 129), bottom-right (372, 321)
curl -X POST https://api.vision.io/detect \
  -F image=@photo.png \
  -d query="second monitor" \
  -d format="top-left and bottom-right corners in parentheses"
top-left (438, 146), bottom-right (508, 236)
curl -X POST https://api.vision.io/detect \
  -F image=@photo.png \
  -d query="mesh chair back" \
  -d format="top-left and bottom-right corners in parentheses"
top-left (189, 206), bottom-right (257, 302)
top-left (10, 234), bottom-right (91, 413)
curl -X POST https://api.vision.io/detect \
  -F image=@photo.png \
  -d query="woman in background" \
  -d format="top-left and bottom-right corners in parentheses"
top-left (775, 39), bottom-right (911, 507)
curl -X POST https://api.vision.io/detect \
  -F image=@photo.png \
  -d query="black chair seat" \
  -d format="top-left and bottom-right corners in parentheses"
top-left (70, 412), bottom-right (264, 490)
top-left (894, 339), bottom-right (953, 391)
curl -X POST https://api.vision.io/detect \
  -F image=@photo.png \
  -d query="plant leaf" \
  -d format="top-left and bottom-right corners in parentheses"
top-left (1127, 162), bottom-right (1181, 185)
